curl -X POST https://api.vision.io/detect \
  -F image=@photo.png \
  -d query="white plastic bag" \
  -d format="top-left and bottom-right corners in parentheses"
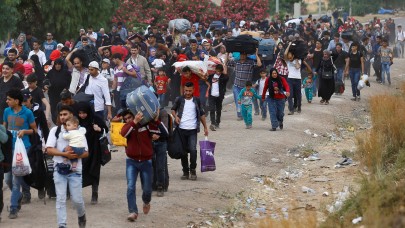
top-left (357, 74), bottom-right (369, 90)
top-left (12, 137), bottom-right (32, 176)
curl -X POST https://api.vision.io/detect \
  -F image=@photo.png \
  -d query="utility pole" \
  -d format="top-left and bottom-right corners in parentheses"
top-left (276, 0), bottom-right (279, 13)
top-left (349, 0), bottom-right (352, 16)
top-left (318, 0), bottom-right (321, 15)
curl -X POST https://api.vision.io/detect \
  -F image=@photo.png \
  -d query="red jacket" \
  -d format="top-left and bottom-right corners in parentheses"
top-left (120, 121), bottom-right (160, 161)
top-left (262, 76), bottom-right (290, 100)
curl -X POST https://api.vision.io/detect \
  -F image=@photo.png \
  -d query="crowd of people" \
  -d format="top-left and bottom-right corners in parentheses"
top-left (0, 12), bottom-right (403, 227)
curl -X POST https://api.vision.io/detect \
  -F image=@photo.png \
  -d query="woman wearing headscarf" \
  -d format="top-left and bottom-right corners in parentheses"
top-left (30, 54), bottom-right (45, 88)
top-left (316, 50), bottom-right (335, 105)
top-left (76, 102), bottom-right (108, 204)
top-left (46, 58), bottom-right (72, 124)
top-left (262, 68), bottom-right (290, 131)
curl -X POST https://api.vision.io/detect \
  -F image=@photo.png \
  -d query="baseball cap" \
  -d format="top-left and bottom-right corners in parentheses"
top-left (102, 58), bottom-right (110, 64)
top-left (147, 33), bottom-right (155, 39)
top-left (201, 39), bottom-right (208, 44)
top-left (22, 90), bottom-right (32, 101)
top-left (89, 61), bottom-right (99, 70)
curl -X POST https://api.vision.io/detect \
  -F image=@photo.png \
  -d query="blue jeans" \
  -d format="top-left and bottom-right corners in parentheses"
top-left (5, 171), bottom-right (31, 204)
top-left (267, 97), bottom-right (286, 129)
top-left (287, 78), bottom-right (302, 112)
top-left (179, 129), bottom-right (197, 173)
top-left (152, 141), bottom-right (168, 188)
top-left (68, 147), bottom-right (85, 165)
top-left (158, 93), bottom-right (166, 108)
top-left (94, 110), bottom-right (104, 120)
top-left (349, 68), bottom-right (361, 97)
top-left (233, 85), bottom-right (243, 118)
top-left (335, 67), bottom-right (344, 82)
top-left (259, 99), bottom-right (267, 118)
top-left (54, 171), bottom-right (85, 227)
top-left (126, 158), bottom-right (152, 214)
top-left (381, 62), bottom-right (391, 84)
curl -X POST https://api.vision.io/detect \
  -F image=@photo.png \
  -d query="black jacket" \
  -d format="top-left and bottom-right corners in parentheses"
top-left (207, 73), bottom-right (229, 99)
top-left (171, 96), bottom-right (204, 133)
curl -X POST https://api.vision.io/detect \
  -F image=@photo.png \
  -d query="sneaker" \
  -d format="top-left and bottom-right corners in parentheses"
top-left (78, 214), bottom-right (86, 228)
top-left (181, 172), bottom-right (189, 180)
top-left (270, 128), bottom-right (277, 131)
top-left (215, 124), bottom-right (220, 129)
top-left (157, 187), bottom-right (164, 197)
top-left (357, 96), bottom-right (361, 101)
top-left (287, 111), bottom-right (294, 115)
top-left (91, 192), bottom-right (98, 205)
top-left (209, 125), bottom-right (216, 131)
top-left (190, 169), bottom-right (197, 181)
top-left (261, 117), bottom-right (266, 121)
top-left (297, 108), bottom-right (301, 113)
top-left (127, 213), bottom-right (138, 222)
top-left (8, 209), bottom-right (18, 219)
top-left (320, 99), bottom-right (325, 104)
top-left (254, 112), bottom-right (260, 116)
top-left (308, 100), bottom-right (312, 103)
top-left (325, 101), bottom-right (329, 105)
top-left (38, 189), bottom-right (46, 199)
top-left (237, 117), bottom-right (243, 121)
top-left (351, 97), bottom-right (357, 101)
top-left (279, 124), bottom-right (283, 130)
top-left (143, 203), bottom-right (151, 214)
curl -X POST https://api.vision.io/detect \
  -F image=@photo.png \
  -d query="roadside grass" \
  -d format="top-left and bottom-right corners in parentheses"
top-left (321, 83), bottom-right (405, 227)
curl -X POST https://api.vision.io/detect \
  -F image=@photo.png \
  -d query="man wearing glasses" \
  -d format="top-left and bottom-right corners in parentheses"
top-left (42, 32), bottom-right (58, 60)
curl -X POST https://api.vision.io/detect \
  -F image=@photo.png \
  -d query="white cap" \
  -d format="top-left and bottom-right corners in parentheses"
top-left (240, 20), bottom-right (246, 27)
top-left (57, 43), bottom-right (63, 48)
top-left (201, 39), bottom-right (208, 44)
top-left (102, 58), bottom-right (110, 64)
top-left (88, 61), bottom-right (99, 70)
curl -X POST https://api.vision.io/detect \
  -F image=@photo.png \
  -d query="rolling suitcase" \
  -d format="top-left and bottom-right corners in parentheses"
top-left (224, 35), bottom-right (259, 54)
top-left (254, 38), bottom-right (275, 59)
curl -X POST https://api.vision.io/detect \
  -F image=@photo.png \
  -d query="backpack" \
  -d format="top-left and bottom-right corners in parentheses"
top-left (83, 44), bottom-right (101, 63)
top-left (1, 130), bottom-right (13, 173)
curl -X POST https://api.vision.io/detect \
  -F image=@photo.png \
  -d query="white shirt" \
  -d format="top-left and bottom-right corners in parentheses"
top-left (287, 59), bottom-right (302, 79)
top-left (179, 99), bottom-right (197, 130)
top-left (46, 125), bottom-right (88, 172)
top-left (85, 73), bottom-right (112, 112)
top-left (88, 32), bottom-right (98, 45)
top-left (211, 74), bottom-right (220, 97)
top-left (232, 28), bottom-right (241, 37)
top-left (28, 50), bottom-right (47, 66)
top-left (151, 59), bottom-right (166, 68)
top-left (62, 127), bottom-right (87, 148)
top-left (257, 77), bottom-right (269, 96)
top-left (397, 30), bottom-right (405, 41)
top-left (100, 68), bottom-right (114, 82)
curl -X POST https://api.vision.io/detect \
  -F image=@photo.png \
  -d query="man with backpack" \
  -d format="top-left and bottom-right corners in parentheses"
top-left (46, 105), bottom-right (88, 228)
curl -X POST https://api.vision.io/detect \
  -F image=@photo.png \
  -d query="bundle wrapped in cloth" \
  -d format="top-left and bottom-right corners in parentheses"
top-left (172, 56), bottom-right (224, 75)
top-left (168, 19), bottom-right (191, 33)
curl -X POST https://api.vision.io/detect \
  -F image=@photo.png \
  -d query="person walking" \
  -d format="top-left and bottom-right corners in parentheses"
top-left (316, 50), bottom-right (336, 105)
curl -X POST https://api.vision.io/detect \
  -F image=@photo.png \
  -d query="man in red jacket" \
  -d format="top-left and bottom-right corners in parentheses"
top-left (120, 109), bottom-right (161, 222)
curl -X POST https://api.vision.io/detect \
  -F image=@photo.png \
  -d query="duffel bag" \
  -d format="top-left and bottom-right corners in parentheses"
top-left (224, 35), bottom-right (259, 54)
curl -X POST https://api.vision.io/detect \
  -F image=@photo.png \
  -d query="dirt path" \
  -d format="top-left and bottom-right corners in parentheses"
top-left (2, 60), bottom-right (405, 228)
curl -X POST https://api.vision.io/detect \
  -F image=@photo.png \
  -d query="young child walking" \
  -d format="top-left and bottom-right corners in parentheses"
top-left (62, 116), bottom-right (87, 171)
top-left (238, 81), bottom-right (261, 129)
top-left (207, 64), bottom-right (229, 131)
top-left (302, 72), bottom-right (316, 103)
top-left (154, 68), bottom-right (171, 108)
top-left (254, 69), bottom-right (269, 120)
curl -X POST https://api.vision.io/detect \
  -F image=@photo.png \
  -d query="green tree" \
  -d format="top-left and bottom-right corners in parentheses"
top-left (0, 0), bottom-right (20, 40)
top-left (268, 0), bottom-right (302, 15)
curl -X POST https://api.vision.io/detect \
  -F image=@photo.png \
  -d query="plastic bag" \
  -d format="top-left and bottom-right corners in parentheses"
top-left (12, 137), bottom-right (32, 176)
top-left (357, 74), bottom-right (369, 90)
top-left (110, 122), bottom-right (127, 147)
top-left (199, 137), bottom-right (216, 172)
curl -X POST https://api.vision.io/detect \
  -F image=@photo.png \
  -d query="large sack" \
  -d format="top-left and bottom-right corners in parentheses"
top-left (240, 31), bottom-right (262, 37)
top-left (224, 35), bottom-right (259, 54)
top-left (126, 85), bottom-right (160, 126)
top-left (172, 60), bottom-right (208, 75)
top-left (289, 40), bottom-right (308, 59)
top-left (167, 127), bottom-right (185, 159)
top-left (168, 19), bottom-right (191, 33)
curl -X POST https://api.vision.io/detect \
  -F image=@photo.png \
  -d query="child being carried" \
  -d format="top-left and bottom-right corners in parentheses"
top-left (62, 116), bottom-right (87, 171)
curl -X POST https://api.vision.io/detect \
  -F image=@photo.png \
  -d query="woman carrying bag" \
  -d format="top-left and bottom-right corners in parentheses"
top-left (316, 50), bottom-right (336, 105)
top-left (76, 102), bottom-right (108, 204)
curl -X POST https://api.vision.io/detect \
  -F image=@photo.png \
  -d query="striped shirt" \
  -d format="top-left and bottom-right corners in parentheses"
top-left (227, 59), bottom-right (257, 87)
top-left (114, 64), bottom-right (135, 91)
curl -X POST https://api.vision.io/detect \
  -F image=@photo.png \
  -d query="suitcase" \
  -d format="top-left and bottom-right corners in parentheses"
top-left (126, 85), bottom-right (160, 125)
top-left (254, 38), bottom-right (275, 59)
top-left (335, 80), bottom-right (345, 94)
top-left (224, 35), bottom-right (259, 54)
top-left (341, 31), bottom-right (354, 41)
